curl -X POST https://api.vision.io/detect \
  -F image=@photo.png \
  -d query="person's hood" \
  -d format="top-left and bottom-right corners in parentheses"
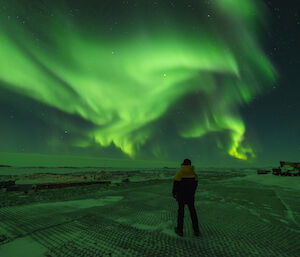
top-left (174, 165), bottom-right (197, 181)
top-left (180, 165), bottom-right (195, 173)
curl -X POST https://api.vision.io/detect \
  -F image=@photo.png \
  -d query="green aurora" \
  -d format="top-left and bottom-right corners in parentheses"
top-left (0, 0), bottom-right (276, 164)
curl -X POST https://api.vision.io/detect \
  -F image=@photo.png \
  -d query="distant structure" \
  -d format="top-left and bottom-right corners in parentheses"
top-left (272, 161), bottom-right (300, 176)
top-left (257, 169), bottom-right (270, 174)
top-left (0, 180), bottom-right (15, 188)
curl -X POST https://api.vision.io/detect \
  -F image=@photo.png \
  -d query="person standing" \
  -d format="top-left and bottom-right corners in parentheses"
top-left (172, 158), bottom-right (200, 237)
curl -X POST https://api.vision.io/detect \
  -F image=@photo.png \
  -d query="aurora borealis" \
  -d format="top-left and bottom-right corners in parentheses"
top-left (0, 0), bottom-right (298, 167)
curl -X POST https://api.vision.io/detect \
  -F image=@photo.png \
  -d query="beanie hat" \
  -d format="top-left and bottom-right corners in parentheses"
top-left (182, 158), bottom-right (191, 165)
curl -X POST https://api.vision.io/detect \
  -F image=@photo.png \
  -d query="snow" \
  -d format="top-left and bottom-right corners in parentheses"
top-left (226, 173), bottom-right (300, 190)
top-left (0, 196), bottom-right (124, 257)
top-left (30, 196), bottom-right (124, 211)
top-left (0, 168), bottom-right (299, 256)
top-left (0, 236), bottom-right (48, 257)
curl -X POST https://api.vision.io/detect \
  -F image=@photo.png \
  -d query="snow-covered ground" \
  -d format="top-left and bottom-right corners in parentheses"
top-left (0, 167), bottom-right (173, 186)
top-left (0, 196), bottom-right (124, 257)
top-left (225, 172), bottom-right (300, 191)
top-left (0, 168), bottom-right (299, 257)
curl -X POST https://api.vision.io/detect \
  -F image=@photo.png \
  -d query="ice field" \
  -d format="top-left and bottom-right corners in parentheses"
top-left (0, 168), bottom-right (299, 257)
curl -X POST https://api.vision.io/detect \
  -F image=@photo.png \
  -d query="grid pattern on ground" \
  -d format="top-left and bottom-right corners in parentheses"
top-left (0, 179), bottom-right (299, 257)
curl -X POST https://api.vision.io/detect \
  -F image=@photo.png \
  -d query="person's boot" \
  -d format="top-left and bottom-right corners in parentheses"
top-left (174, 227), bottom-right (183, 237)
top-left (194, 230), bottom-right (200, 237)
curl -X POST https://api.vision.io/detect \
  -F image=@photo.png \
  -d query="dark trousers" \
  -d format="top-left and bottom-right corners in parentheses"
top-left (177, 197), bottom-right (199, 233)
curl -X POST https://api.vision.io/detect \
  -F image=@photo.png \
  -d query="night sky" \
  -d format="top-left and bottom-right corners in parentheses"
top-left (0, 0), bottom-right (299, 167)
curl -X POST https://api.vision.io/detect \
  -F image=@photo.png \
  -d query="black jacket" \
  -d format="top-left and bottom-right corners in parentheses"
top-left (172, 165), bottom-right (198, 201)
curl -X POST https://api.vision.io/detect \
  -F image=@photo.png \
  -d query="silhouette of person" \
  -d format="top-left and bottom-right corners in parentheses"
top-left (172, 158), bottom-right (200, 237)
